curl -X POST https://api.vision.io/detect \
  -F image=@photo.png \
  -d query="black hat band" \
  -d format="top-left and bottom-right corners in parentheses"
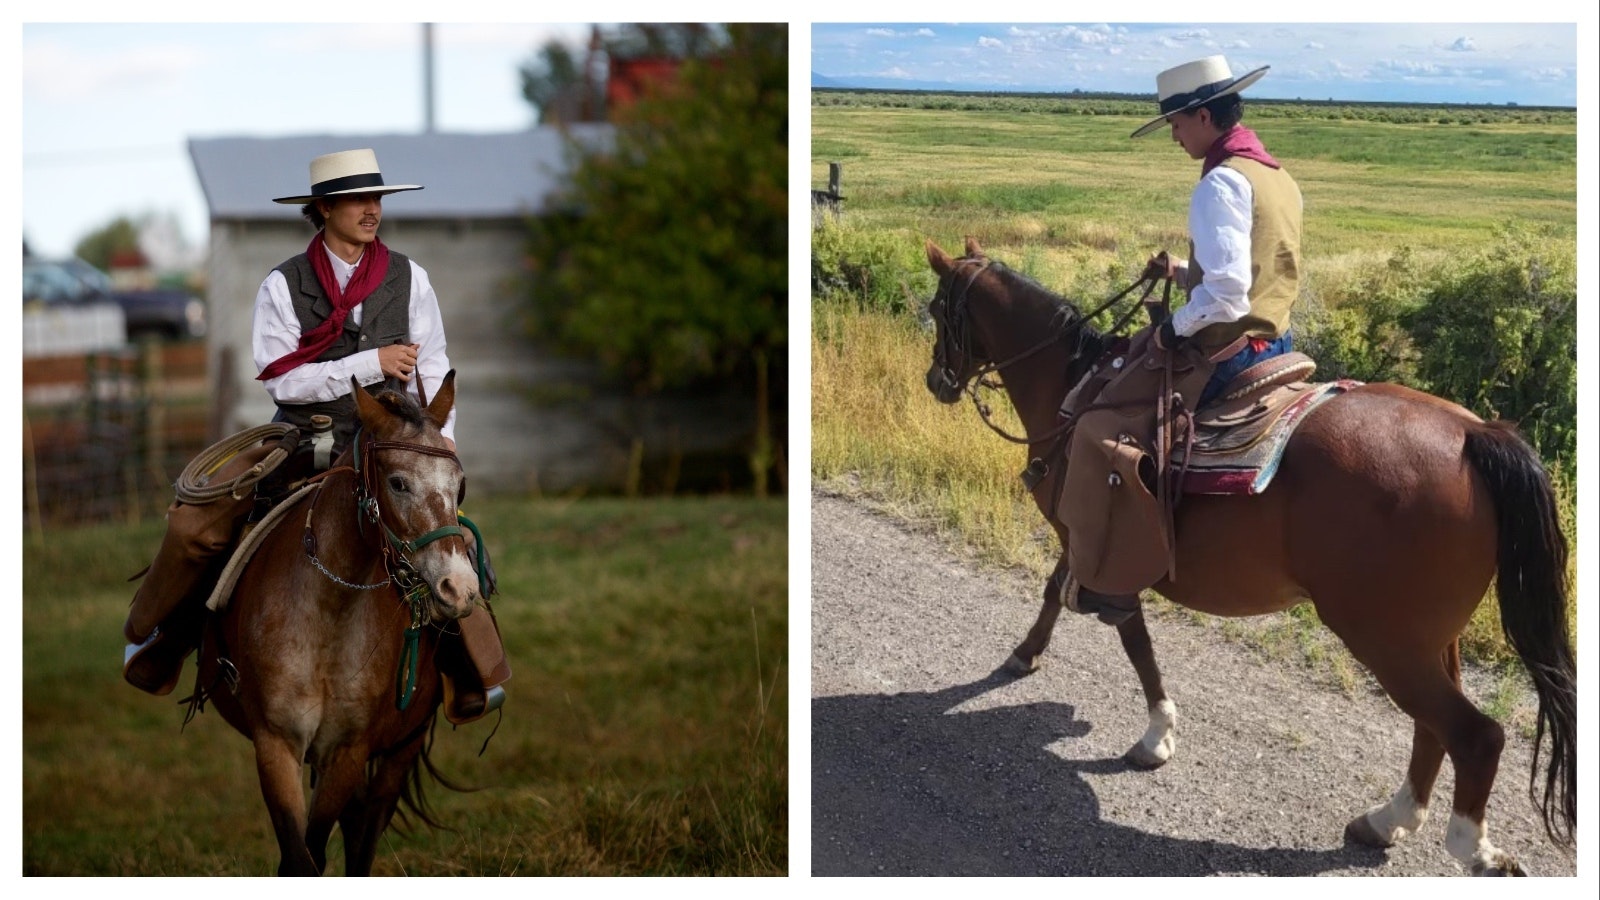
top-left (1158, 79), bottom-right (1232, 115)
top-left (310, 172), bottom-right (388, 196)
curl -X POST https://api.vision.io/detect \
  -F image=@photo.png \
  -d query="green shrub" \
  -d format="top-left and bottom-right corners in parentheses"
top-left (1404, 225), bottom-right (1576, 462)
top-left (1296, 247), bottom-right (1428, 385)
top-left (1295, 227), bottom-right (1575, 464)
top-left (810, 219), bottom-right (935, 315)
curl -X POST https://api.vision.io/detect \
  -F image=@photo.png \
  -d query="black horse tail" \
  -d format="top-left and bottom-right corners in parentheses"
top-left (1463, 420), bottom-right (1576, 846)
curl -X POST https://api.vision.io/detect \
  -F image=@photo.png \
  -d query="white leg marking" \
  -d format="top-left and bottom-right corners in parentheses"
top-left (1362, 782), bottom-right (1429, 844)
top-left (1446, 812), bottom-right (1518, 874)
top-left (1128, 698), bottom-right (1178, 767)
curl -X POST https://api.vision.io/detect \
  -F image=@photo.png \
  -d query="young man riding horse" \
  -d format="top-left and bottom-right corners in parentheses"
top-left (123, 148), bottom-right (510, 725)
top-left (1071, 56), bottom-right (1302, 625)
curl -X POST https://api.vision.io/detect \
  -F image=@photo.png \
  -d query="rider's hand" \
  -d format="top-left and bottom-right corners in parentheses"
top-left (378, 343), bottom-right (420, 382)
top-left (1154, 320), bottom-right (1185, 352)
top-left (1145, 252), bottom-right (1177, 281)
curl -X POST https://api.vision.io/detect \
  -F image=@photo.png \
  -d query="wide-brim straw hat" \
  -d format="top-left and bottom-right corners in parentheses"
top-left (1130, 55), bottom-right (1269, 139)
top-left (272, 148), bottom-right (424, 204)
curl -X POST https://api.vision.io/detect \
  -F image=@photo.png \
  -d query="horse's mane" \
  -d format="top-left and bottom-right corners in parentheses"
top-left (979, 259), bottom-right (1106, 347)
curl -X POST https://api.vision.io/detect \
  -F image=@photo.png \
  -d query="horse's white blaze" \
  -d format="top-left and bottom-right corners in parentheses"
top-left (1362, 783), bottom-right (1429, 843)
top-left (1131, 698), bottom-right (1178, 765)
top-left (1445, 812), bottom-right (1507, 872)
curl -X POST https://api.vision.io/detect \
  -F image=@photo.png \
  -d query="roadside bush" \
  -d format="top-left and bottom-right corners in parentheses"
top-left (1296, 227), bottom-right (1575, 464)
top-left (1295, 247), bottom-right (1428, 385)
top-left (811, 219), bottom-right (936, 314)
top-left (1404, 225), bottom-right (1576, 463)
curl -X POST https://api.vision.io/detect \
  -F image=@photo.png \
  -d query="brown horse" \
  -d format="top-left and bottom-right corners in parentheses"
top-left (193, 373), bottom-right (482, 875)
top-left (922, 237), bottom-right (1574, 876)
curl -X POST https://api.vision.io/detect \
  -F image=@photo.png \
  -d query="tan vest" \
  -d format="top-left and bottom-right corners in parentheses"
top-left (1185, 156), bottom-right (1302, 356)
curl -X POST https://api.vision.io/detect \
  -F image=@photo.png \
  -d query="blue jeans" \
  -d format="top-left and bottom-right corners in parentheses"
top-left (1198, 332), bottom-right (1293, 408)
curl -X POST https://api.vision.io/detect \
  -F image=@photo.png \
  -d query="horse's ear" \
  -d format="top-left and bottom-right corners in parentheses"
top-left (925, 240), bottom-right (954, 276)
top-left (425, 370), bottom-right (456, 430)
top-left (352, 377), bottom-right (387, 429)
top-left (964, 235), bottom-right (985, 259)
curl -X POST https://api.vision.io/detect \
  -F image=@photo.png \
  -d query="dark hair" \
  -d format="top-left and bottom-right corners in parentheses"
top-left (1200, 93), bottom-right (1244, 130)
top-left (300, 201), bottom-right (326, 231)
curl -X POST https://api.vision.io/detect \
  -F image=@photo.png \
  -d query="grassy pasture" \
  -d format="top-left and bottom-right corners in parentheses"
top-left (811, 103), bottom-right (1575, 279)
top-left (810, 95), bottom-right (1577, 672)
top-left (22, 495), bottom-right (787, 875)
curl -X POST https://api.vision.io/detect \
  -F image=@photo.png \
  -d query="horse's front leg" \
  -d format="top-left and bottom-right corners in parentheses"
top-left (1116, 608), bottom-right (1177, 769)
top-left (253, 733), bottom-right (319, 876)
top-left (341, 732), bottom-right (428, 875)
top-left (1005, 556), bottom-right (1068, 675)
top-left (306, 746), bottom-right (368, 875)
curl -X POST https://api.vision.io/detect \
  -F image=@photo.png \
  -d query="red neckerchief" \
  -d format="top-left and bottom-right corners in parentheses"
top-left (258, 232), bottom-right (391, 380)
top-left (1201, 125), bottom-right (1280, 176)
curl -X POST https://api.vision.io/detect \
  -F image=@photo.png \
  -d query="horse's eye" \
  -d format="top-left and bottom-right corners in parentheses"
top-left (387, 475), bottom-right (408, 494)
top-left (457, 478), bottom-right (467, 506)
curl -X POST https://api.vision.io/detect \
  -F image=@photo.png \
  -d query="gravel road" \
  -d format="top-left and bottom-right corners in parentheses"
top-left (809, 490), bottom-right (1578, 877)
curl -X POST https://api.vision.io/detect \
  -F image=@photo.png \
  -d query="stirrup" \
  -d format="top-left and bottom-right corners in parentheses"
top-left (123, 628), bottom-right (189, 696)
top-left (1073, 587), bottom-right (1142, 626)
top-left (443, 681), bottom-right (506, 726)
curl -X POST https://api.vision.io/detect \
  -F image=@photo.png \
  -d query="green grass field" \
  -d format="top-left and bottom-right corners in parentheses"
top-left (22, 495), bottom-right (787, 875)
top-left (811, 94), bottom-right (1577, 671)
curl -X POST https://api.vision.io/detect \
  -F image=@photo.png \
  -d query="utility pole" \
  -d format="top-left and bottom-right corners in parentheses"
top-left (423, 23), bottom-right (436, 133)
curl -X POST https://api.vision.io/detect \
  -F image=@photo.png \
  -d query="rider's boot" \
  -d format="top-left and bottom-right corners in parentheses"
top-left (122, 448), bottom-right (265, 694)
top-left (1074, 587), bottom-right (1143, 627)
top-left (440, 607), bottom-right (511, 725)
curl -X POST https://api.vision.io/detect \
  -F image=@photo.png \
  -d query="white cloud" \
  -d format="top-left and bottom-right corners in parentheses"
top-left (914, 28), bottom-right (936, 38)
top-left (866, 28), bottom-right (895, 37)
top-left (978, 36), bottom-right (1005, 50)
top-left (1305, 41), bottom-right (1325, 50)
top-left (1377, 58), bottom-right (1445, 76)
top-left (23, 38), bottom-right (208, 102)
top-left (1448, 37), bottom-right (1478, 52)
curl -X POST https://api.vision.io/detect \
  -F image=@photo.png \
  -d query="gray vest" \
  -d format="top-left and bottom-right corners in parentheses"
top-left (271, 249), bottom-right (412, 444)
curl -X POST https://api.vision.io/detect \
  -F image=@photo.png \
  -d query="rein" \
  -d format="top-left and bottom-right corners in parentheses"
top-left (935, 259), bottom-right (1172, 446)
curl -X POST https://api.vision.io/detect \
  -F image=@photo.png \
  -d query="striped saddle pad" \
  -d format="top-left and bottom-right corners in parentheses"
top-left (1175, 378), bottom-right (1362, 496)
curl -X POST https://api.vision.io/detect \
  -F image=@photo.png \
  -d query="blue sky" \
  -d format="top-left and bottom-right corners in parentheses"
top-left (21, 22), bottom-right (592, 261)
top-left (811, 22), bottom-right (1579, 106)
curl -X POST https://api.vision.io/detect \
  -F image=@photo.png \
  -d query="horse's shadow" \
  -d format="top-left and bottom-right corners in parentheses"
top-left (811, 670), bottom-right (1385, 876)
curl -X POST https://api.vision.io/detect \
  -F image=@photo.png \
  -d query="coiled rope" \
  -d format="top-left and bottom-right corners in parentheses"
top-left (173, 423), bottom-right (297, 505)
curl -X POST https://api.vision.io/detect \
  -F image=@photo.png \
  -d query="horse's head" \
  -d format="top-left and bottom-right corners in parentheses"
top-left (923, 236), bottom-right (994, 404)
top-left (352, 371), bottom-right (480, 623)
top-left (923, 237), bottom-right (1111, 424)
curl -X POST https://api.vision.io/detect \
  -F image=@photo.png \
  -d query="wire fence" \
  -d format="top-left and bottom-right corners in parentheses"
top-left (22, 342), bottom-right (212, 534)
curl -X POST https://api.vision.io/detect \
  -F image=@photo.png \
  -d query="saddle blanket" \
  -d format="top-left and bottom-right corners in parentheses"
top-left (1176, 380), bottom-right (1361, 496)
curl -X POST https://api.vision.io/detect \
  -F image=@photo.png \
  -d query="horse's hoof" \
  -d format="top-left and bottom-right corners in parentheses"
top-left (1123, 741), bottom-right (1171, 770)
top-left (1344, 814), bottom-right (1395, 848)
top-left (1001, 653), bottom-right (1039, 677)
top-left (1471, 857), bottom-right (1527, 877)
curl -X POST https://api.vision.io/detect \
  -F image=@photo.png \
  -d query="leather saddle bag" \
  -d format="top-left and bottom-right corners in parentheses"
top-left (1056, 329), bottom-right (1216, 592)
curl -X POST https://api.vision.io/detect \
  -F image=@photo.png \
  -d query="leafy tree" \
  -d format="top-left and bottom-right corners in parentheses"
top-left (520, 39), bottom-right (600, 124)
top-left (74, 216), bottom-right (141, 270)
top-left (523, 23), bottom-right (787, 495)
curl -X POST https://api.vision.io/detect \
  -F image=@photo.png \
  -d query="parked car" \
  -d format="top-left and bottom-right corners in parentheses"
top-left (23, 256), bottom-right (206, 341)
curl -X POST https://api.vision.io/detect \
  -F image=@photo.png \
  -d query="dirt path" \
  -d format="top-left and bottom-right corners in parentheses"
top-left (809, 491), bottom-right (1577, 877)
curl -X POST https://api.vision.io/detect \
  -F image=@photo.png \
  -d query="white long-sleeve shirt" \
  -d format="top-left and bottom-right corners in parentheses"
top-left (251, 241), bottom-right (456, 439)
top-left (1171, 165), bottom-right (1255, 338)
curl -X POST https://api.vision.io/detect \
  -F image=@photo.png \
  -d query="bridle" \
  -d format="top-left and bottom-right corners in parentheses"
top-left (300, 424), bottom-right (469, 710)
top-left (929, 257), bottom-right (1173, 446)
